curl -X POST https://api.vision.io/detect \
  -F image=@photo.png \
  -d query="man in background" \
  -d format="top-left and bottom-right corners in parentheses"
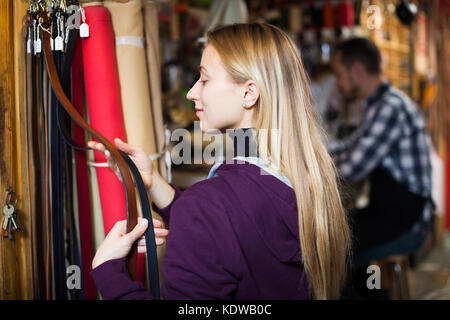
top-left (329, 37), bottom-right (433, 298)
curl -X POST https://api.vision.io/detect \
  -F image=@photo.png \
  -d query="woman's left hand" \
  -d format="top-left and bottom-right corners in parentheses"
top-left (92, 218), bottom-right (169, 269)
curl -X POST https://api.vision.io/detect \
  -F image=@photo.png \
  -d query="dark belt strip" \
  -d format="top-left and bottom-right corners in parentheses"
top-left (38, 52), bottom-right (49, 300)
top-left (56, 105), bottom-right (89, 151)
top-left (48, 12), bottom-right (74, 299)
top-left (49, 41), bottom-right (66, 299)
top-left (61, 27), bottom-right (84, 300)
top-left (41, 54), bottom-right (52, 300)
top-left (50, 14), bottom-right (66, 298)
top-left (41, 14), bottom-right (138, 281)
top-left (30, 46), bottom-right (48, 299)
top-left (120, 151), bottom-right (160, 298)
top-left (25, 19), bottom-right (44, 299)
top-left (44, 61), bottom-right (52, 301)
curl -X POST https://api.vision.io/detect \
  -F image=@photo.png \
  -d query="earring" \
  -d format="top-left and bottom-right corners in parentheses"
top-left (242, 102), bottom-right (248, 107)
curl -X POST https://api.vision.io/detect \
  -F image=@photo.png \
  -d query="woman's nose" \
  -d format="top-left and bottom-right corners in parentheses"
top-left (186, 81), bottom-right (200, 102)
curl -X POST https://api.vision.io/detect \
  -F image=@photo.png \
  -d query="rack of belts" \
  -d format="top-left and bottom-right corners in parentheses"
top-left (25, 0), bottom-right (160, 300)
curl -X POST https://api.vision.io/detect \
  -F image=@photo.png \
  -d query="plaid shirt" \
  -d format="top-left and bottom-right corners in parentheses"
top-left (328, 82), bottom-right (432, 198)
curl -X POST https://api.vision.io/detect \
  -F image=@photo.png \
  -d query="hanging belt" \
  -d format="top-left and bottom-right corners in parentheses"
top-left (59, 26), bottom-right (83, 300)
top-left (120, 151), bottom-right (160, 298)
top-left (40, 14), bottom-right (160, 297)
top-left (48, 15), bottom-right (67, 299)
top-left (41, 18), bottom-right (138, 281)
top-left (26, 20), bottom-right (47, 299)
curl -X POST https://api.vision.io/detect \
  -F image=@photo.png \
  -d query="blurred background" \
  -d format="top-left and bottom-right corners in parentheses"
top-left (153, 0), bottom-right (450, 300)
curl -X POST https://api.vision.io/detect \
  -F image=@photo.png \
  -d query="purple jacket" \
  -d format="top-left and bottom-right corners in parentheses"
top-left (90, 159), bottom-right (310, 299)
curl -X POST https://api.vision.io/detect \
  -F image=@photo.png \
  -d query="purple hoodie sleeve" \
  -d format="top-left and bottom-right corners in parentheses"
top-left (90, 258), bottom-right (156, 300)
top-left (90, 183), bottom-right (183, 300)
top-left (151, 183), bottom-right (183, 225)
top-left (91, 185), bottom-right (237, 300)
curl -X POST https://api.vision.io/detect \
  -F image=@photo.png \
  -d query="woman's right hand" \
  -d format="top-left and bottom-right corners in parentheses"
top-left (87, 138), bottom-right (154, 190)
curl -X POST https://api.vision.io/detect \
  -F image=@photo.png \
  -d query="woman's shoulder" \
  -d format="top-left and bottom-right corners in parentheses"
top-left (182, 160), bottom-right (268, 192)
top-left (171, 162), bottom-right (266, 212)
top-left (179, 170), bottom-right (236, 205)
top-left (179, 160), bottom-right (296, 210)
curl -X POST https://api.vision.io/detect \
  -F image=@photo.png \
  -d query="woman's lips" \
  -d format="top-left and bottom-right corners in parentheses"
top-left (195, 109), bottom-right (203, 115)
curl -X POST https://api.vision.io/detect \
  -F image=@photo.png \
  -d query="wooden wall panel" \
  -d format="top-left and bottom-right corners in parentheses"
top-left (0, 0), bottom-right (20, 299)
top-left (0, 0), bottom-right (34, 299)
top-left (13, 0), bottom-right (35, 299)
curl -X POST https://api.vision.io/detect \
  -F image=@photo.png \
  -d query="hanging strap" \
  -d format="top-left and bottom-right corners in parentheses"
top-left (41, 16), bottom-right (139, 280)
top-left (120, 151), bottom-right (160, 298)
top-left (26, 22), bottom-right (47, 298)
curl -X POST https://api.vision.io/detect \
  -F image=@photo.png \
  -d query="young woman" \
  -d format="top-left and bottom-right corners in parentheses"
top-left (89, 23), bottom-right (351, 300)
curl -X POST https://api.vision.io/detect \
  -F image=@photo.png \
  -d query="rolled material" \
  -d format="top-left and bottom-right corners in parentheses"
top-left (81, 5), bottom-right (128, 235)
top-left (142, 0), bottom-right (168, 285)
top-left (338, 0), bottom-right (354, 27)
top-left (86, 148), bottom-right (105, 254)
top-left (288, 4), bottom-right (303, 34)
top-left (143, 0), bottom-right (167, 179)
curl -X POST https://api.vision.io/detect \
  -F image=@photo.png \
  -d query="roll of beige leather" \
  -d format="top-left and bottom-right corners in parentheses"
top-left (142, 3), bottom-right (168, 283)
top-left (143, 0), bottom-right (167, 179)
top-left (86, 149), bottom-right (105, 252)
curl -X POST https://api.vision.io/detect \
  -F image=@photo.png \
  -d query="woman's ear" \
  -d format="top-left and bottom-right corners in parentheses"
top-left (242, 80), bottom-right (260, 109)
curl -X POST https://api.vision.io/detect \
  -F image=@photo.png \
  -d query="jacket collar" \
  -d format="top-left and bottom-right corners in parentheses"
top-left (366, 81), bottom-right (391, 106)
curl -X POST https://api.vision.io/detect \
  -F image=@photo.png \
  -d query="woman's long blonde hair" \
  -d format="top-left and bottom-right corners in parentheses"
top-left (207, 23), bottom-right (351, 299)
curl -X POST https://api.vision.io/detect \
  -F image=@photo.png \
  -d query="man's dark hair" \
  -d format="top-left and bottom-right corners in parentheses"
top-left (334, 37), bottom-right (382, 75)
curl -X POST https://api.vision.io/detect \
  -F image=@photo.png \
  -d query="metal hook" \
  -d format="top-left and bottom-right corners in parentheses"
top-left (38, 17), bottom-right (52, 34)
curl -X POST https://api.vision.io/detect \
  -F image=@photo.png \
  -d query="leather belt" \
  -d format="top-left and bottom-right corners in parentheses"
top-left (121, 151), bottom-right (160, 298)
top-left (41, 15), bottom-right (139, 280)
top-left (25, 19), bottom-right (47, 298)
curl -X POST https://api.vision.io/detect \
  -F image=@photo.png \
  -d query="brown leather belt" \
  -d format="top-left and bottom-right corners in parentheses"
top-left (40, 15), bottom-right (138, 280)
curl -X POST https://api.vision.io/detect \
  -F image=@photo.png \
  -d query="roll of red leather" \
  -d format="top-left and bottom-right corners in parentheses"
top-left (81, 5), bottom-right (128, 235)
top-left (338, 0), bottom-right (354, 27)
top-left (71, 36), bottom-right (96, 300)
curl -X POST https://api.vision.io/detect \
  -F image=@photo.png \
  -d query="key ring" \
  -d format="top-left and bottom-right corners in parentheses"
top-left (5, 188), bottom-right (18, 208)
